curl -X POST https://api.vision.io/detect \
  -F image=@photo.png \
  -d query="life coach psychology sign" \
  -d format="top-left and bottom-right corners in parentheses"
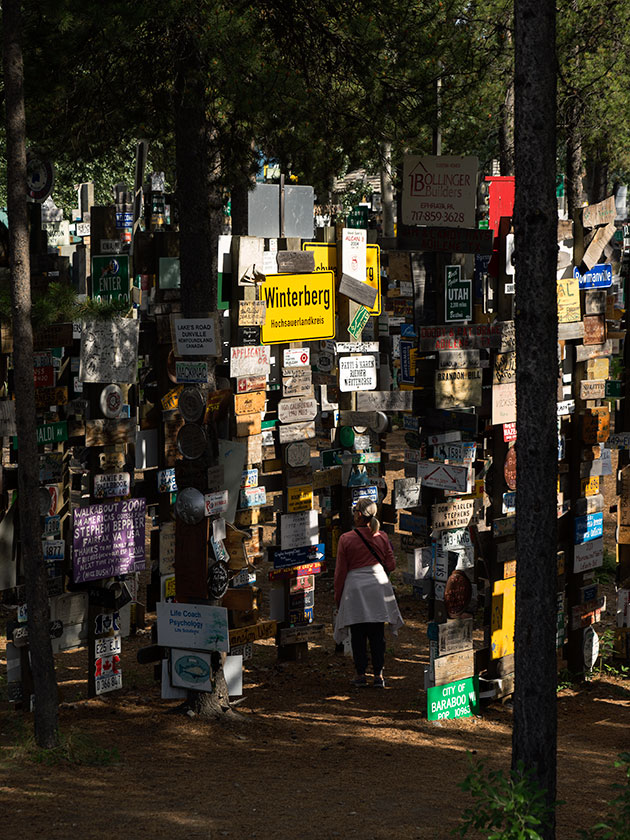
top-left (260, 271), bottom-right (336, 344)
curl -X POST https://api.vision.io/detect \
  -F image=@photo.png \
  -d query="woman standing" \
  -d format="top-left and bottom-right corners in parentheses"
top-left (333, 498), bottom-right (404, 688)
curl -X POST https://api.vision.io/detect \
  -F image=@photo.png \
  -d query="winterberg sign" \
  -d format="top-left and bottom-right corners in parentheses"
top-left (260, 271), bottom-right (336, 344)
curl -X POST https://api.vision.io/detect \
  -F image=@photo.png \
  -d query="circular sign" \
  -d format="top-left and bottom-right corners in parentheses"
top-left (100, 384), bottom-right (123, 418)
top-left (444, 571), bottom-right (473, 618)
top-left (300, 351), bottom-right (309, 364)
top-left (373, 412), bottom-right (389, 434)
top-left (504, 446), bottom-right (517, 491)
top-left (339, 426), bottom-right (355, 448)
top-left (26, 151), bottom-right (55, 202)
top-left (177, 423), bottom-right (207, 460)
top-left (208, 561), bottom-right (229, 600)
top-left (583, 626), bottom-right (600, 670)
top-left (175, 486), bottom-right (206, 524)
top-left (178, 387), bottom-right (205, 423)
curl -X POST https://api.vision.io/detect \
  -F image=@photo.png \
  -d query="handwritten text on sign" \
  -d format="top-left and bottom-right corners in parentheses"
top-left (73, 499), bottom-right (146, 583)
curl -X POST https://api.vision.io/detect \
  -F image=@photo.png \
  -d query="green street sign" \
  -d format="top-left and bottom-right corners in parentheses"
top-left (13, 421), bottom-right (68, 450)
top-left (606, 380), bottom-right (623, 399)
top-left (91, 255), bottom-right (130, 303)
top-left (445, 264), bottom-right (472, 323)
top-left (427, 676), bottom-right (479, 721)
top-left (348, 305), bottom-right (370, 339)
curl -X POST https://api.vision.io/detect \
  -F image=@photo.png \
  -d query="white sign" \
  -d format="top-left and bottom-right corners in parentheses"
top-left (336, 341), bottom-right (379, 354)
top-left (285, 441), bottom-right (311, 468)
top-left (341, 228), bottom-right (367, 283)
top-left (79, 318), bottom-right (139, 384)
top-left (280, 509), bottom-right (319, 550)
top-left (204, 490), bottom-right (229, 517)
top-left (230, 346), bottom-right (271, 378)
top-left (156, 602), bottom-right (229, 652)
top-left (416, 461), bottom-right (471, 493)
top-left (173, 317), bottom-right (220, 357)
top-left (277, 398), bottom-right (318, 424)
top-left (402, 155), bottom-right (478, 227)
top-left (574, 537), bottom-right (604, 573)
top-left (283, 348), bottom-right (310, 368)
top-left (338, 355), bottom-right (377, 392)
top-left (93, 472), bottom-right (131, 499)
top-left (492, 382), bottom-right (516, 425)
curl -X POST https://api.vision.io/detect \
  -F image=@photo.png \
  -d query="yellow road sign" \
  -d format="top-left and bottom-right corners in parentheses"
top-left (260, 271), bottom-right (335, 344)
top-left (302, 242), bottom-right (381, 316)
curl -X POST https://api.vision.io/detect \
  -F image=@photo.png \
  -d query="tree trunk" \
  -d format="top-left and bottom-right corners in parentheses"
top-left (513, 0), bottom-right (558, 836)
top-left (565, 129), bottom-right (583, 221)
top-left (499, 80), bottom-right (515, 175)
top-left (379, 142), bottom-right (395, 238)
top-left (173, 20), bottom-right (232, 719)
top-left (585, 154), bottom-right (609, 205)
top-left (3, 0), bottom-right (59, 748)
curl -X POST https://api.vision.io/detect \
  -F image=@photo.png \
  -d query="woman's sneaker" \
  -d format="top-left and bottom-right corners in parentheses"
top-left (373, 676), bottom-right (385, 688)
top-left (350, 675), bottom-right (368, 687)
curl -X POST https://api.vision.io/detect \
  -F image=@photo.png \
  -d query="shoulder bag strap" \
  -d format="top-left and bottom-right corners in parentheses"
top-left (353, 528), bottom-right (386, 568)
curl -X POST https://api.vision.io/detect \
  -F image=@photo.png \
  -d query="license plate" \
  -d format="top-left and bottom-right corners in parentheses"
top-left (95, 673), bottom-right (122, 695)
top-left (95, 636), bottom-right (122, 657)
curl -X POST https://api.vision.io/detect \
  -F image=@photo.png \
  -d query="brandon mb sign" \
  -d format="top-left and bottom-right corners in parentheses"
top-left (260, 271), bottom-right (336, 344)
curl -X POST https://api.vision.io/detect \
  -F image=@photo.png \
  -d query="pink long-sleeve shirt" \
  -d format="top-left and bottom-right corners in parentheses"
top-left (334, 527), bottom-right (396, 605)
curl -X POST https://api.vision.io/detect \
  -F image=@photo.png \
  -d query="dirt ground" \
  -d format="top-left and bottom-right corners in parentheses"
top-left (1, 441), bottom-right (629, 840)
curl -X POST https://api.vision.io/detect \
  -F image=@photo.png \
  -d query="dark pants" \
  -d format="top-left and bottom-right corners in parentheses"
top-left (350, 622), bottom-right (386, 676)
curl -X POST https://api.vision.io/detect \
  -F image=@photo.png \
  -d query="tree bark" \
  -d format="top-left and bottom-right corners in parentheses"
top-left (3, 0), bottom-right (59, 748)
top-left (173, 19), bottom-right (232, 719)
top-left (513, 0), bottom-right (558, 836)
top-left (379, 141), bottom-right (395, 238)
top-left (565, 129), bottom-right (583, 221)
top-left (499, 80), bottom-right (515, 176)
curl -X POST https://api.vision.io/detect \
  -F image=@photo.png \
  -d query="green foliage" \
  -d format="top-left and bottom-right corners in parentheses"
top-left (595, 548), bottom-right (617, 586)
top-left (11, 727), bottom-right (121, 767)
top-left (0, 279), bottom-right (129, 327)
top-left (456, 754), bottom-right (555, 839)
top-left (579, 754), bottom-right (630, 840)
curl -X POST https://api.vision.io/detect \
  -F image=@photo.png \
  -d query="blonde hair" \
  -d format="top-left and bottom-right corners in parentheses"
top-left (355, 498), bottom-right (380, 534)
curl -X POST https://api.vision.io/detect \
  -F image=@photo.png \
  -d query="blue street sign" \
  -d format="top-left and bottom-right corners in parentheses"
top-left (273, 543), bottom-right (325, 570)
top-left (573, 263), bottom-right (612, 289)
top-left (574, 512), bottom-right (604, 544)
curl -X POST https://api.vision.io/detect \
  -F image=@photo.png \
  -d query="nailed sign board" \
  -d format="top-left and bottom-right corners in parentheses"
top-left (238, 300), bottom-right (266, 326)
top-left (337, 341), bottom-right (379, 354)
top-left (302, 241), bottom-right (381, 316)
top-left (156, 602), bottom-right (229, 652)
top-left (278, 398), bottom-right (318, 424)
top-left (272, 543), bottom-right (325, 570)
top-left (580, 379), bottom-right (606, 400)
top-left (278, 421), bottom-right (316, 444)
top-left (79, 318), bottom-right (139, 384)
top-left (417, 461), bottom-right (470, 493)
top-left (175, 361), bottom-right (208, 384)
top-left (419, 322), bottom-right (509, 352)
top-left (445, 265), bottom-right (472, 322)
top-left (260, 271), bottom-right (335, 344)
top-left (432, 499), bottom-right (480, 531)
top-left (230, 346), bottom-right (271, 378)
top-left (438, 349), bottom-right (480, 369)
top-left (574, 537), bottom-right (604, 573)
top-left (338, 355), bottom-right (377, 392)
top-left (574, 512), bottom-right (604, 544)
top-left (492, 383), bottom-right (516, 425)
top-left (356, 391), bottom-right (414, 412)
top-left (284, 348), bottom-right (310, 368)
top-left (282, 368), bottom-right (313, 398)
top-left (173, 317), bottom-right (220, 357)
top-left (339, 273), bottom-right (378, 309)
top-left (280, 509), bottom-right (319, 550)
top-left (287, 484), bottom-right (313, 513)
top-left (427, 676), bottom-right (478, 720)
top-left (397, 225), bottom-right (493, 254)
top-left (93, 472), bottom-right (130, 499)
top-left (574, 263), bottom-right (612, 290)
top-left (393, 477), bottom-right (422, 510)
top-left (433, 649), bottom-right (475, 686)
top-left (557, 274), bottom-right (581, 323)
top-left (435, 367), bottom-right (482, 409)
top-left (582, 196), bottom-right (616, 228)
top-left (285, 441), bottom-right (311, 468)
top-left (73, 499), bottom-right (146, 583)
top-left (91, 255), bottom-right (130, 303)
top-left (234, 390), bottom-right (266, 415)
top-left (402, 155), bottom-right (478, 227)
top-left (340, 227), bottom-right (367, 283)
top-left (583, 222), bottom-right (616, 270)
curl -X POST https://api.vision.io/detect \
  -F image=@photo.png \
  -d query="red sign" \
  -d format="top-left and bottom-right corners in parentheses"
top-left (34, 365), bottom-right (55, 388)
top-left (503, 423), bottom-right (517, 442)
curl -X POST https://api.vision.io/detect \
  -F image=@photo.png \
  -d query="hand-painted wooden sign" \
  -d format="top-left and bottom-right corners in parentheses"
top-left (85, 419), bottom-right (136, 447)
top-left (230, 345), bottom-right (271, 378)
top-left (282, 367), bottom-right (313, 398)
top-left (492, 383), bottom-right (516, 425)
top-left (393, 477), bottom-right (422, 509)
top-left (73, 498), bottom-right (146, 583)
top-left (277, 420), bottom-right (316, 443)
top-left (278, 398), bottom-right (318, 424)
top-left (287, 484), bottom-right (313, 513)
top-left (419, 322), bottom-right (509, 352)
top-left (435, 367), bottom-right (481, 409)
top-left (433, 648), bottom-right (475, 686)
top-left (491, 577), bottom-right (516, 659)
top-left (504, 447), bottom-right (516, 490)
top-left (236, 374), bottom-right (267, 394)
top-left (93, 472), bottom-right (130, 499)
top-left (175, 360), bottom-right (208, 384)
top-left (238, 300), bottom-right (266, 326)
top-left (582, 407), bottom-right (609, 444)
top-left (583, 314), bottom-right (606, 346)
top-left (234, 390), bottom-right (265, 415)
top-left (582, 196), bottom-right (616, 228)
top-left (580, 379), bottom-right (606, 400)
top-left (431, 499), bottom-right (480, 531)
top-left (285, 441), bottom-right (311, 468)
top-left (582, 221), bottom-right (616, 270)
top-left (557, 274), bottom-right (581, 323)
top-left (79, 318), bottom-right (139, 384)
top-left (493, 352), bottom-right (516, 385)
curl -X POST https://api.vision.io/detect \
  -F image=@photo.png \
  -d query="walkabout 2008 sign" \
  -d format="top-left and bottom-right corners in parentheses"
top-left (260, 272), bottom-right (335, 344)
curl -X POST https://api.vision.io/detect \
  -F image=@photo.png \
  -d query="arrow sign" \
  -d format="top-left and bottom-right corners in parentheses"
top-left (271, 543), bottom-right (325, 570)
top-left (416, 461), bottom-right (471, 492)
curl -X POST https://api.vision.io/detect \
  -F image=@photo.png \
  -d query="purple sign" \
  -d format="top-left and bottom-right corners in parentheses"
top-left (73, 498), bottom-right (146, 583)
